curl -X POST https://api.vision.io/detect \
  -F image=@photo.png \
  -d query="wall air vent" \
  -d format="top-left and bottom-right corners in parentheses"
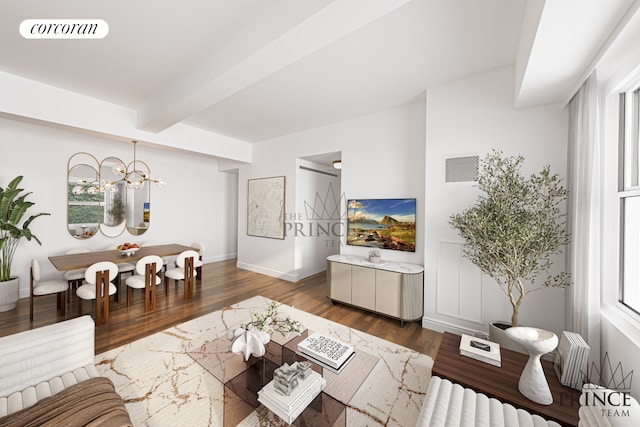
top-left (444, 155), bottom-right (479, 183)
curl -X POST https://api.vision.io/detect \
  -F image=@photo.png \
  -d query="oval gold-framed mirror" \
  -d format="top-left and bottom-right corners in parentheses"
top-left (99, 156), bottom-right (127, 238)
top-left (125, 159), bottom-right (151, 236)
top-left (67, 153), bottom-right (100, 239)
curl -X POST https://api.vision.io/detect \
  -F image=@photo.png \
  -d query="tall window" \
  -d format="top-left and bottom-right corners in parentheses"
top-left (620, 86), bottom-right (640, 313)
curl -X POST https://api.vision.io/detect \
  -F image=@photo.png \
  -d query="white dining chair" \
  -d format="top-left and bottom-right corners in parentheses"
top-left (30, 259), bottom-right (68, 322)
top-left (191, 241), bottom-right (205, 283)
top-left (63, 247), bottom-right (90, 301)
top-left (76, 261), bottom-right (118, 325)
top-left (164, 250), bottom-right (199, 300)
top-left (141, 241), bottom-right (170, 270)
top-left (125, 255), bottom-right (164, 312)
top-left (106, 243), bottom-right (136, 298)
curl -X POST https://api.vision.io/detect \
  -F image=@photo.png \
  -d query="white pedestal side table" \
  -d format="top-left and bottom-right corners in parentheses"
top-left (505, 327), bottom-right (558, 405)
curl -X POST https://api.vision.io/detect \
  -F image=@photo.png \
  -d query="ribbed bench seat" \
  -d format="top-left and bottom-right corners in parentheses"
top-left (416, 376), bottom-right (561, 427)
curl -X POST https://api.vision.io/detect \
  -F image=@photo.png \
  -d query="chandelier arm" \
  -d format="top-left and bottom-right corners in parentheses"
top-left (117, 140), bottom-right (166, 189)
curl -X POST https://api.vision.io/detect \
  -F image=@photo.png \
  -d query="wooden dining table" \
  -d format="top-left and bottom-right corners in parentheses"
top-left (49, 244), bottom-right (198, 325)
top-left (49, 244), bottom-right (196, 271)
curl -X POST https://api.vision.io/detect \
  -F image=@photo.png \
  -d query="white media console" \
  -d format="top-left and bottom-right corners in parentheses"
top-left (326, 254), bottom-right (424, 326)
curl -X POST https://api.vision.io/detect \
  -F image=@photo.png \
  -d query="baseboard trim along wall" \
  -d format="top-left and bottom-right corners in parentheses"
top-left (236, 261), bottom-right (301, 282)
top-left (422, 316), bottom-right (488, 339)
top-left (206, 253), bottom-right (237, 263)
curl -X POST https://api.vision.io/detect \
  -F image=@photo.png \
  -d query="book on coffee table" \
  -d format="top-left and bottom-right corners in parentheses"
top-left (297, 333), bottom-right (355, 373)
top-left (458, 334), bottom-right (501, 367)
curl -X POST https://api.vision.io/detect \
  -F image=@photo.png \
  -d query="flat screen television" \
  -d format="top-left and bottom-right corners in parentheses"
top-left (346, 198), bottom-right (416, 252)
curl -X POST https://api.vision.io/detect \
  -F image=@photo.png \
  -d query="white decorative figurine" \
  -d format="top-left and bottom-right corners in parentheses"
top-left (227, 327), bottom-right (271, 361)
top-left (226, 301), bottom-right (303, 362)
top-left (368, 249), bottom-right (381, 263)
top-left (505, 327), bottom-right (559, 405)
top-left (272, 362), bottom-right (313, 396)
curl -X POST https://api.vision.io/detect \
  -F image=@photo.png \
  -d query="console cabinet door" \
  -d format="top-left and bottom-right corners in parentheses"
top-left (330, 262), bottom-right (352, 303)
top-left (351, 266), bottom-right (376, 311)
top-left (375, 270), bottom-right (401, 317)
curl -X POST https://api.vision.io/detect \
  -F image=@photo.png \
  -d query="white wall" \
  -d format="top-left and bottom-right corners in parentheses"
top-left (601, 316), bottom-right (640, 397)
top-left (294, 159), bottom-right (341, 279)
top-left (424, 66), bottom-right (569, 337)
top-left (0, 117), bottom-right (238, 298)
top-left (237, 102), bottom-right (426, 281)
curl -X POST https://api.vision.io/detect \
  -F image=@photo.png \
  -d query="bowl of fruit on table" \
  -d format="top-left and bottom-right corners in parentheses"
top-left (117, 243), bottom-right (140, 256)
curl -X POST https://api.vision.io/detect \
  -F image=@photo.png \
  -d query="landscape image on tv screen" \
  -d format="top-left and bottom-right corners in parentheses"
top-left (347, 198), bottom-right (416, 252)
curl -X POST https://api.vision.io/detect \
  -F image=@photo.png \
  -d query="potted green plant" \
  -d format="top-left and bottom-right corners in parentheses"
top-left (449, 151), bottom-right (571, 346)
top-left (0, 176), bottom-right (50, 312)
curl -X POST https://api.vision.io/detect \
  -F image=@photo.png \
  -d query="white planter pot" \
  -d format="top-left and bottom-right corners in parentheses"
top-left (488, 321), bottom-right (528, 354)
top-left (0, 277), bottom-right (19, 312)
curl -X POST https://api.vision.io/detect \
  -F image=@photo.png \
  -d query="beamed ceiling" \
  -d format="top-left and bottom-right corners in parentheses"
top-left (0, 0), bottom-right (638, 158)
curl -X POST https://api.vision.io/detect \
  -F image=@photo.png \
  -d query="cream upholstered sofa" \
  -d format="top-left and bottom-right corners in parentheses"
top-left (0, 316), bottom-right (130, 425)
top-left (417, 375), bottom-right (640, 427)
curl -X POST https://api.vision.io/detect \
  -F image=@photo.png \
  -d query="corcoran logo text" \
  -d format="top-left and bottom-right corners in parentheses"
top-left (20, 19), bottom-right (109, 39)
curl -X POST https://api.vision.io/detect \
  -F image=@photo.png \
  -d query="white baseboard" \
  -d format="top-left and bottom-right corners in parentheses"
top-left (236, 261), bottom-right (300, 282)
top-left (422, 316), bottom-right (488, 339)
top-left (204, 253), bottom-right (237, 263)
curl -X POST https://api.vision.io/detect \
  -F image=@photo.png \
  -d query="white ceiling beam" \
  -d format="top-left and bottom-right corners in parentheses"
top-left (514, 0), bottom-right (638, 109)
top-left (0, 71), bottom-right (252, 162)
top-left (513, 0), bottom-right (545, 108)
top-left (561, 0), bottom-right (640, 106)
top-left (136, 0), bottom-right (414, 133)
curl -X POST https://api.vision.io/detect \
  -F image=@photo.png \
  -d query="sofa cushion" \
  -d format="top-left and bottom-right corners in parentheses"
top-left (0, 365), bottom-right (99, 417)
top-left (417, 376), bottom-right (561, 427)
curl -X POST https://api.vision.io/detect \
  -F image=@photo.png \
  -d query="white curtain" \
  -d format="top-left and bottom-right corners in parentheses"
top-left (566, 72), bottom-right (601, 363)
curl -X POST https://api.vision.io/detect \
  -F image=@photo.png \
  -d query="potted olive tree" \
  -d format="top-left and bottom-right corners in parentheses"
top-left (0, 176), bottom-right (50, 312)
top-left (449, 151), bottom-right (571, 347)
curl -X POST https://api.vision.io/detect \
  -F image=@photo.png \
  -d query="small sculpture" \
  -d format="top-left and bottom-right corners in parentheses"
top-left (227, 327), bottom-right (270, 361)
top-left (297, 361), bottom-right (312, 379)
top-left (226, 301), bottom-right (303, 362)
top-left (272, 362), bottom-right (314, 396)
top-left (274, 363), bottom-right (299, 395)
top-left (368, 249), bottom-right (381, 263)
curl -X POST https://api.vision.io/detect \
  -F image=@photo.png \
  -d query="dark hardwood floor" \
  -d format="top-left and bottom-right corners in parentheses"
top-left (0, 259), bottom-right (442, 357)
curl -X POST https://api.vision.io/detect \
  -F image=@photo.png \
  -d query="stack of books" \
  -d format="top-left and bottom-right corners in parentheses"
top-left (297, 333), bottom-right (356, 374)
top-left (458, 334), bottom-right (501, 367)
top-left (258, 362), bottom-right (326, 424)
top-left (554, 331), bottom-right (590, 389)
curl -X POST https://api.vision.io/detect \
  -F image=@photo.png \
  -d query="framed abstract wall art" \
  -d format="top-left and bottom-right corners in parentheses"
top-left (247, 176), bottom-right (286, 239)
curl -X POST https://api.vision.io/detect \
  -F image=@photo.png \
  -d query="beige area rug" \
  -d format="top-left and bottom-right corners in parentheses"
top-left (95, 296), bottom-right (433, 426)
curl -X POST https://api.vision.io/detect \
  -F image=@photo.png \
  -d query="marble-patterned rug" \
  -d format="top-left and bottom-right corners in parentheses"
top-left (95, 296), bottom-right (433, 426)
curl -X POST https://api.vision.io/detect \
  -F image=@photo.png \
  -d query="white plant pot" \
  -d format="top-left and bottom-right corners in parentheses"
top-left (0, 277), bottom-right (19, 312)
top-left (488, 321), bottom-right (528, 354)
